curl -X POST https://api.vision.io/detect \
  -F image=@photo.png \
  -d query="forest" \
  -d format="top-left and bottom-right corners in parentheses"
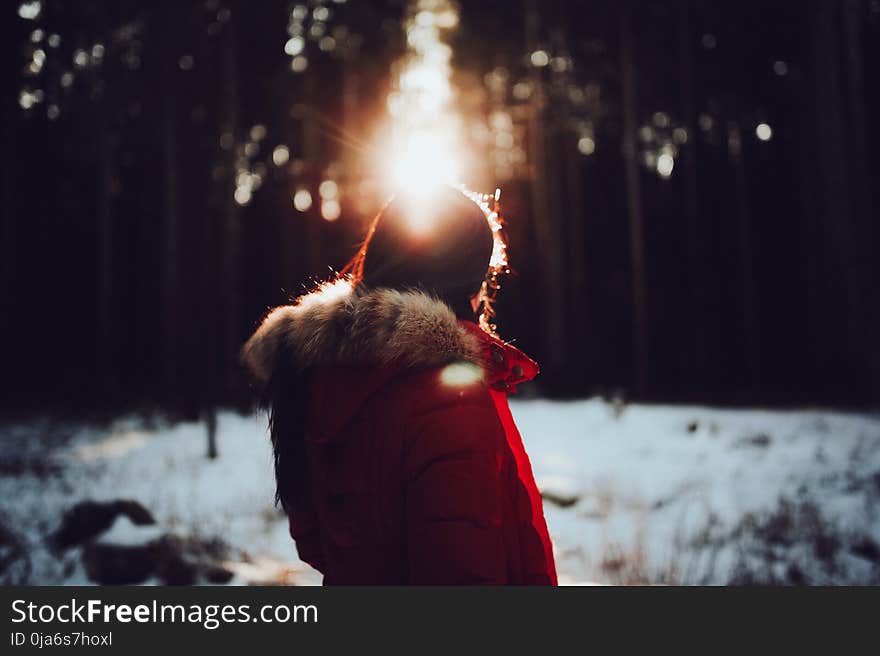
top-left (3, 0), bottom-right (877, 417)
top-left (1, 0), bottom-right (879, 586)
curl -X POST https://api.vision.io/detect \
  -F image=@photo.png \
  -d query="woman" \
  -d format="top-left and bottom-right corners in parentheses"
top-left (242, 186), bottom-right (556, 585)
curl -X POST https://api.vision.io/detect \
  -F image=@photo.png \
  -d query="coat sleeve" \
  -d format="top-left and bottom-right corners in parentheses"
top-left (403, 397), bottom-right (508, 585)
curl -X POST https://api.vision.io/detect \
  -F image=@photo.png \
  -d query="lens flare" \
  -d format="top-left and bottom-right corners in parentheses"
top-left (391, 130), bottom-right (459, 190)
top-left (381, 0), bottom-right (464, 199)
top-left (439, 362), bottom-right (483, 388)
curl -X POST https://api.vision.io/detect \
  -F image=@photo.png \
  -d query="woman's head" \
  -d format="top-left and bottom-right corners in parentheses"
top-left (347, 186), bottom-right (495, 319)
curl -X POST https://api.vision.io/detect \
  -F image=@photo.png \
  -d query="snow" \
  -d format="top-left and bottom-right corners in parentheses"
top-left (95, 516), bottom-right (165, 547)
top-left (0, 413), bottom-right (321, 586)
top-left (516, 399), bottom-right (880, 584)
top-left (1, 399), bottom-right (879, 585)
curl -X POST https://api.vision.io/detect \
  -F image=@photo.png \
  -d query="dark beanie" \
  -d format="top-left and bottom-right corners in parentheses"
top-left (361, 187), bottom-right (494, 306)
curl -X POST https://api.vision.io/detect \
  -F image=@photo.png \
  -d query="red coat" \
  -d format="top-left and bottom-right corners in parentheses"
top-left (242, 281), bottom-right (557, 585)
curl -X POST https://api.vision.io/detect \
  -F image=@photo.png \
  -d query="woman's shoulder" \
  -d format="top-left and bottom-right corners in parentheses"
top-left (378, 362), bottom-right (505, 436)
top-left (386, 358), bottom-right (491, 400)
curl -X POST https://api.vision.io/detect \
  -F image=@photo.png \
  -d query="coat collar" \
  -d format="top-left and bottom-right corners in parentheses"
top-left (241, 278), bottom-right (539, 393)
top-left (458, 320), bottom-right (539, 393)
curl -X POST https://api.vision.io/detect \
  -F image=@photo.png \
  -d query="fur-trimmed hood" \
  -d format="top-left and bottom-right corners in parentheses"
top-left (241, 278), bottom-right (539, 392)
top-left (242, 279), bottom-right (486, 384)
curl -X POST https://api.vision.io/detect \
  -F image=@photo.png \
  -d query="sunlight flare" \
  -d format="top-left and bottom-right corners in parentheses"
top-left (382, 0), bottom-right (464, 201)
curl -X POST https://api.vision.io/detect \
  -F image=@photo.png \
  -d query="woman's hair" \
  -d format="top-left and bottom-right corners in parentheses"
top-left (267, 186), bottom-right (502, 513)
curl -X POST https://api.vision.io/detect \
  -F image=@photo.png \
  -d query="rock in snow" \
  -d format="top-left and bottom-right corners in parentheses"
top-left (51, 499), bottom-right (156, 550)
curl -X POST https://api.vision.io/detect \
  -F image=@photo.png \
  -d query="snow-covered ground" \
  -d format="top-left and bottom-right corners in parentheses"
top-left (1, 399), bottom-right (879, 585)
top-left (519, 400), bottom-right (880, 584)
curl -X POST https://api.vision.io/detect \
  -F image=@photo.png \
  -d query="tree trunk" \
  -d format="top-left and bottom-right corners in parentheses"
top-left (1, 46), bottom-right (17, 361)
top-left (811, 1), bottom-right (865, 393)
top-left (525, 0), bottom-right (567, 379)
top-left (676, 3), bottom-right (708, 393)
top-left (96, 105), bottom-right (116, 395)
top-left (303, 72), bottom-right (323, 277)
top-left (160, 8), bottom-right (181, 401)
top-left (619, 3), bottom-right (649, 397)
top-left (220, 1), bottom-right (243, 405)
top-left (841, 0), bottom-right (879, 397)
top-left (205, 407), bottom-right (218, 460)
top-left (727, 122), bottom-right (760, 389)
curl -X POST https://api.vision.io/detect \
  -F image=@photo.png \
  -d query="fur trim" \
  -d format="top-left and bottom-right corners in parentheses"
top-left (241, 279), bottom-right (483, 384)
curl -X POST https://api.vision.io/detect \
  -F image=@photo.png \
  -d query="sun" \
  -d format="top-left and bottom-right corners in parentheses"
top-left (379, 0), bottom-right (465, 200)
